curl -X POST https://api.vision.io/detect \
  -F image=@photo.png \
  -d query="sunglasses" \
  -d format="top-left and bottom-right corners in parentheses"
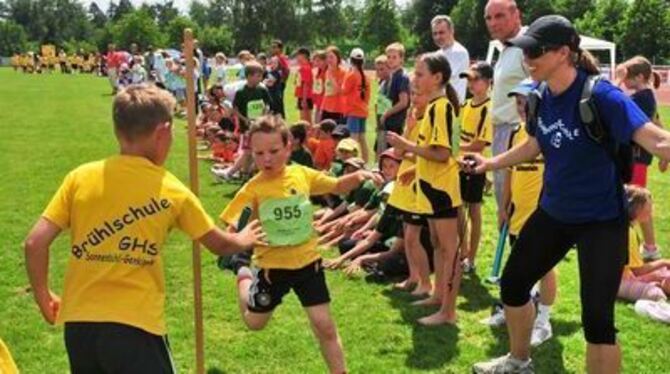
top-left (523, 44), bottom-right (561, 59)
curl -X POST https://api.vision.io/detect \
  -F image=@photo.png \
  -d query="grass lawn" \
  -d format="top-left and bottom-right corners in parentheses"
top-left (1, 68), bottom-right (669, 373)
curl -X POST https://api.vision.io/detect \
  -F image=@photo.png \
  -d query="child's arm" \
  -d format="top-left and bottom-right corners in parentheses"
top-left (325, 231), bottom-right (382, 269)
top-left (24, 218), bottom-right (62, 324)
top-left (198, 220), bottom-right (265, 256)
top-left (460, 139), bottom-right (488, 153)
top-left (386, 131), bottom-right (451, 162)
top-left (382, 92), bottom-right (409, 123)
top-left (331, 170), bottom-right (384, 195)
top-left (630, 259), bottom-right (670, 276)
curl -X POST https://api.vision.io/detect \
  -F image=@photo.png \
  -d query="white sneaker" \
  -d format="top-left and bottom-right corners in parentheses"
top-left (211, 167), bottom-right (233, 181)
top-left (472, 353), bottom-right (534, 374)
top-left (480, 303), bottom-right (506, 327)
top-left (530, 319), bottom-right (553, 347)
top-left (462, 259), bottom-right (476, 274)
top-left (641, 245), bottom-right (662, 262)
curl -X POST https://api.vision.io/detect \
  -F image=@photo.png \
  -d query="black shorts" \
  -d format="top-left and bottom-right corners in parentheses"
top-left (418, 180), bottom-right (459, 219)
top-left (297, 98), bottom-right (314, 110)
top-left (321, 110), bottom-right (345, 125)
top-left (64, 322), bottom-right (175, 374)
top-left (459, 171), bottom-right (486, 204)
top-left (377, 205), bottom-right (404, 238)
top-left (248, 260), bottom-right (330, 313)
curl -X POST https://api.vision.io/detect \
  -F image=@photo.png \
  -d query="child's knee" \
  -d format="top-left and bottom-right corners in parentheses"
top-left (311, 318), bottom-right (338, 341)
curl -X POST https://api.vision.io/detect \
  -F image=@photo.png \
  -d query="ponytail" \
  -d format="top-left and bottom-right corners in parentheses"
top-left (419, 51), bottom-right (460, 116)
top-left (652, 71), bottom-right (661, 90)
top-left (352, 58), bottom-right (367, 100)
top-left (575, 49), bottom-right (600, 75)
top-left (446, 84), bottom-right (460, 117)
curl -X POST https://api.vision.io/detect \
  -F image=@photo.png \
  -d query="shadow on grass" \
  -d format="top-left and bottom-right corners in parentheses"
top-left (206, 368), bottom-right (227, 374)
top-left (381, 288), bottom-right (460, 371)
top-left (459, 273), bottom-right (499, 313)
top-left (484, 317), bottom-right (581, 373)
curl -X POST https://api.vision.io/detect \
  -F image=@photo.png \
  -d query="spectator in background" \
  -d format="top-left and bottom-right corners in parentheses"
top-left (271, 39), bottom-right (290, 117)
top-left (485, 0), bottom-right (529, 213)
top-left (431, 15), bottom-right (470, 105)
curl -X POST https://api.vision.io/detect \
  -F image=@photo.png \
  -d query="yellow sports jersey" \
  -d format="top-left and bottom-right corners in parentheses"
top-left (624, 225), bottom-right (644, 277)
top-left (415, 97), bottom-right (462, 215)
top-left (460, 98), bottom-right (493, 146)
top-left (388, 115), bottom-right (421, 213)
top-left (42, 155), bottom-right (215, 335)
top-left (508, 124), bottom-right (544, 235)
top-left (220, 164), bottom-right (338, 269)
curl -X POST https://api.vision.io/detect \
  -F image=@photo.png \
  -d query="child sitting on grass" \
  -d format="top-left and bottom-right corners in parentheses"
top-left (619, 185), bottom-right (670, 301)
top-left (23, 85), bottom-right (264, 372)
top-left (218, 115), bottom-right (383, 374)
top-left (290, 121), bottom-right (314, 168)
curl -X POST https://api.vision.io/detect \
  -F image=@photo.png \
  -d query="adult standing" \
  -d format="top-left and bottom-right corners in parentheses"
top-left (485, 0), bottom-right (529, 210)
top-left (431, 15), bottom-right (470, 105)
top-left (271, 40), bottom-right (290, 118)
top-left (470, 15), bottom-right (670, 373)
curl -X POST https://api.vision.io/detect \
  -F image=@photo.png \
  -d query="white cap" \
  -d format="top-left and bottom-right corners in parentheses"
top-left (350, 48), bottom-right (365, 60)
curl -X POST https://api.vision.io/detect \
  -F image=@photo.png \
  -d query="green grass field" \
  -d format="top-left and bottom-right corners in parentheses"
top-left (1, 68), bottom-right (669, 373)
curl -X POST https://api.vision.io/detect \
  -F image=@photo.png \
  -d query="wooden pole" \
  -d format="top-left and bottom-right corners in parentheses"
top-left (183, 29), bottom-right (205, 374)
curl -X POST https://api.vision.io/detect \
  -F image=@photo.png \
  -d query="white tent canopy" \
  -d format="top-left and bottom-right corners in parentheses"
top-left (486, 35), bottom-right (616, 78)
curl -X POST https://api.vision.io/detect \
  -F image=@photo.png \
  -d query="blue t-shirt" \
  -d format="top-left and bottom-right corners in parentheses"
top-left (380, 69), bottom-right (410, 133)
top-left (631, 89), bottom-right (657, 165)
top-left (530, 69), bottom-right (648, 224)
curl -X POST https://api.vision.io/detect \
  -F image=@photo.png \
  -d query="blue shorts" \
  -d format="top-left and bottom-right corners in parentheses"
top-left (346, 116), bottom-right (367, 134)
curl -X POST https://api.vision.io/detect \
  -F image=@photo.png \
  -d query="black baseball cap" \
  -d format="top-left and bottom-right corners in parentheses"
top-left (506, 15), bottom-right (580, 51)
top-left (459, 61), bottom-right (493, 80)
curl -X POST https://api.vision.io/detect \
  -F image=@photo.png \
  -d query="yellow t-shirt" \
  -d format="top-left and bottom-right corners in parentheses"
top-left (460, 98), bottom-right (493, 147)
top-left (415, 97), bottom-right (462, 214)
top-left (42, 155), bottom-right (215, 335)
top-left (508, 124), bottom-right (544, 235)
top-left (388, 114), bottom-right (421, 213)
top-left (219, 164), bottom-right (338, 269)
top-left (624, 225), bottom-right (644, 277)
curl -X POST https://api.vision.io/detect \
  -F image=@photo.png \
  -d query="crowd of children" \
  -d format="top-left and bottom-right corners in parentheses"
top-left (19, 29), bottom-right (670, 372)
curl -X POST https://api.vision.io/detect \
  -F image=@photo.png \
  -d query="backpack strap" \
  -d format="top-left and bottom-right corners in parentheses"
top-left (579, 75), bottom-right (606, 143)
top-left (524, 82), bottom-right (546, 136)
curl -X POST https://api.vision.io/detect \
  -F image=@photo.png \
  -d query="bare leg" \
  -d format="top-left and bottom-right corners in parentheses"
top-left (418, 218), bottom-right (460, 325)
top-left (539, 269), bottom-right (557, 306)
top-left (586, 343), bottom-right (620, 374)
top-left (305, 304), bottom-right (347, 374)
top-left (413, 225), bottom-right (443, 306)
top-left (405, 223), bottom-right (432, 296)
top-left (506, 301), bottom-right (535, 360)
top-left (236, 269), bottom-right (273, 330)
top-left (467, 204), bottom-right (482, 266)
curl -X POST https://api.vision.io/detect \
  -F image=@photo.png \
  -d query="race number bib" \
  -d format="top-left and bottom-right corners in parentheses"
top-left (376, 94), bottom-right (392, 116)
top-left (258, 195), bottom-right (314, 246)
top-left (324, 78), bottom-right (335, 96)
top-left (247, 100), bottom-right (264, 120)
top-left (313, 79), bottom-right (323, 95)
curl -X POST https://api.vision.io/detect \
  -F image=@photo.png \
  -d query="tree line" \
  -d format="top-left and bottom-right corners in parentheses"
top-left (1, 0), bottom-right (669, 63)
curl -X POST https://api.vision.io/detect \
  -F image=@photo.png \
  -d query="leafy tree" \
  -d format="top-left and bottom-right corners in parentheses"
top-left (576, 0), bottom-right (628, 48)
top-left (358, 0), bottom-right (402, 55)
top-left (552, 0), bottom-right (595, 21)
top-left (88, 2), bottom-right (108, 29)
top-left (0, 20), bottom-right (28, 55)
top-left (199, 25), bottom-right (234, 54)
top-left (165, 16), bottom-right (199, 49)
top-left (450, 0), bottom-right (489, 59)
top-left (411, 0), bottom-right (457, 53)
top-left (620, 0), bottom-right (670, 63)
top-left (516, 0), bottom-right (555, 23)
top-left (112, 9), bottom-right (164, 50)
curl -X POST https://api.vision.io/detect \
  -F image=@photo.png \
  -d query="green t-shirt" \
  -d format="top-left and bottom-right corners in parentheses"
top-left (291, 147), bottom-right (314, 168)
top-left (346, 179), bottom-right (377, 207)
top-left (329, 159), bottom-right (345, 177)
top-left (233, 84), bottom-right (273, 120)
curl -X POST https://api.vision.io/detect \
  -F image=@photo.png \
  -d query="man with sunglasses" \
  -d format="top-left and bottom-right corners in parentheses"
top-left (431, 15), bottom-right (470, 105)
top-left (484, 0), bottom-right (528, 213)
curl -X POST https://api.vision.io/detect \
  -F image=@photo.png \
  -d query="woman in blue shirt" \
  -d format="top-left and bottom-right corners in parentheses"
top-left (469, 15), bottom-right (670, 374)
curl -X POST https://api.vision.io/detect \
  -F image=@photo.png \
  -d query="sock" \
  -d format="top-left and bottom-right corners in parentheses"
top-left (537, 303), bottom-right (551, 324)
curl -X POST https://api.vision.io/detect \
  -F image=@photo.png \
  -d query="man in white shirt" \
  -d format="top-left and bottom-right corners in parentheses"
top-left (485, 0), bottom-right (529, 209)
top-left (431, 15), bottom-right (470, 105)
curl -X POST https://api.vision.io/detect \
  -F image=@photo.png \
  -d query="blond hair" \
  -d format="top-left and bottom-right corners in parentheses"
top-left (113, 84), bottom-right (175, 140)
top-left (625, 185), bottom-right (652, 220)
top-left (374, 55), bottom-right (388, 65)
top-left (249, 115), bottom-right (290, 145)
top-left (385, 42), bottom-right (405, 58)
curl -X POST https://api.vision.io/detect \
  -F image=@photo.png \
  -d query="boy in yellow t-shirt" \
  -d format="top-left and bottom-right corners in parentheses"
top-left (23, 85), bottom-right (264, 373)
top-left (457, 61), bottom-right (494, 274)
top-left (219, 115), bottom-right (382, 374)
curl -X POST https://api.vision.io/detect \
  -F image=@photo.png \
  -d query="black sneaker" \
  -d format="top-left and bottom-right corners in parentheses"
top-left (217, 250), bottom-right (252, 274)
